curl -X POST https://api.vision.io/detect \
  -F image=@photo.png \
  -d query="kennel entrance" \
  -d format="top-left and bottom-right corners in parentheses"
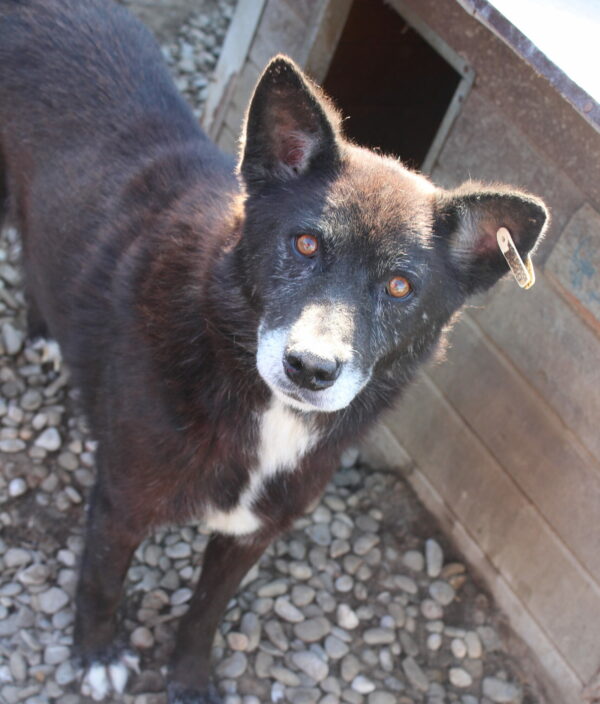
top-left (322, 0), bottom-right (473, 171)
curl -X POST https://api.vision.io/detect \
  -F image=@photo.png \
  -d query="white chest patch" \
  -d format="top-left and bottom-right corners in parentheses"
top-left (204, 398), bottom-right (318, 535)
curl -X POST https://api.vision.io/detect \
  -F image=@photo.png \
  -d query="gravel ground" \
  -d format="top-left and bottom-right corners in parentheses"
top-left (0, 3), bottom-right (544, 704)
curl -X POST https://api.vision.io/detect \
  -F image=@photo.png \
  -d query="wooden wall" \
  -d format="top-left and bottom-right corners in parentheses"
top-left (204, 1), bottom-right (600, 701)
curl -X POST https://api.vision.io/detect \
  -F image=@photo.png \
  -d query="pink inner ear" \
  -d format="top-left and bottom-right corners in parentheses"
top-left (278, 131), bottom-right (314, 171)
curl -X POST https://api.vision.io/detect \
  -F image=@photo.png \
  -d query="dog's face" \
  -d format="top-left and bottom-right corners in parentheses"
top-left (238, 57), bottom-right (548, 413)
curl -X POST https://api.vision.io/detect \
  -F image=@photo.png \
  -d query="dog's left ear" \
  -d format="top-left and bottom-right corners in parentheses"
top-left (436, 183), bottom-right (549, 295)
top-left (239, 55), bottom-right (342, 193)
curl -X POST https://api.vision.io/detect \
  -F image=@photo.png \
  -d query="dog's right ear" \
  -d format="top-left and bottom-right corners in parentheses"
top-left (239, 55), bottom-right (342, 193)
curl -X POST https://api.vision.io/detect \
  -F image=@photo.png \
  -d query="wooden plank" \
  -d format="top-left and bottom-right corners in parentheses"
top-left (427, 314), bottom-right (600, 582)
top-left (202, 0), bottom-right (266, 138)
top-left (407, 465), bottom-right (583, 704)
top-left (468, 274), bottom-right (600, 463)
top-left (384, 376), bottom-right (600, 683)
top-left (248, 0), bottom-right (322, 70)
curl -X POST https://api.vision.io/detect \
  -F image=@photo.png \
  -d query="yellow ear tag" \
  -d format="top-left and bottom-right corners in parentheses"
top-left (496, 227), bottom-right (535, 289)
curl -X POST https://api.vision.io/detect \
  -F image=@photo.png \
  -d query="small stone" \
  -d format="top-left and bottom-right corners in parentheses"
top-left (353, 533), bottom-right (379, 556)
top-left (257, 579), bottom-right (288, 598)
top-left (449, 668), bottom-right (473, 688)
top-left (57, 451), bottom-right (78, 471)
top-left (465, 631), bottom-right (483, 659)
top-left (451, 638), bottom-right (467, 659)
top-left (402, 657), bottom-right (429, 692)
top-left (165, 542), bottom-right (191, 559)
top-left (290, 651), bottom-right (328, 682)
top-left (37, 586), bottom-right (69, 614)
top-left (264, 620), bottom-right (289, 652)
top-left (216, 652), bottom-right (247, 679)
top-left (2, 323), bottom-right (24, 356)
top-left (306, 523), bottom-right (332, 546)
top-left (291, 584), bottom-right (315, 607)
top-left (274, 597), bottom-right (304, 623)
top-left (425, 538), bottom-right (444, 577)
top-left (170, 588), bottom-right (192, 606)
top-left (340, 654), bottom-right (361, 682)
top-left (337, 604), bottom-right (359, 630)
top-left (324, 634), bottom-right (349, 659)
top-left (289, 562), bottom-right (312, 580)
top-left (55, 661), bottom-right (77, 685)
top-left (482, 677), bottom-right (522, 702)
top-left (9, 652), bottom-right (26, 681)
top-left (226, 632), bottom-right (248, 651)
top-left (368, 694), bottom-right (396, 704)
top-left (335, 575), bottom-right (353, 592)
top-left (5, 547), bottom-right (32, 568)
top-left (429, 580), bottom-right (455, 606)
top-left (352, 675), bottom-right (376, 694)
top-left (34, 427), bottom-right (61, 452)
top-left (1, 440), bottom-right (26, 454)
top-left (363, 628), bottom-right (395, 645)
top-left (240, 613), bottom-right (261, 651)
top-left (421, 599), bottom-right (443, 619)
top-left (394, 575), bottom-right (418, 594)
top-left (131, 626), bottom-right (154, 649)
top-left (44, 644), bottom-right (70, 665)
top-left (269, 665), bottom-right (300, 687)
top-left (340, 446), bottom-right (359, 468)
top-left (402, 550), bottom-right (424, 571)
top-left (427, 633), bottom-right (442, 651)
top-left (294, 617), bottom-right (331, 642)
top-left (330, 539), bottom-right (350, 558)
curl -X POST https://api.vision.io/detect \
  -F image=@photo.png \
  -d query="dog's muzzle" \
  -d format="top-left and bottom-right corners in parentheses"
top-left (283, 349), bottom-right (342, 391)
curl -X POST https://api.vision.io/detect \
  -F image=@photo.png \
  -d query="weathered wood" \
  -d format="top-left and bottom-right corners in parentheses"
top-left (384, 374), bottom-right (600, 682)
top-left (427, 314), bottom-right (600, 582)
top-left (468, 274), bottom-right (600, 463)
top-left (202, 0), bottom-right (266, 138)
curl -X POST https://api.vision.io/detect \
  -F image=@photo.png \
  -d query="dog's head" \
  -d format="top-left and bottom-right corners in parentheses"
top-left (237, 56), bottom-right (548, 413)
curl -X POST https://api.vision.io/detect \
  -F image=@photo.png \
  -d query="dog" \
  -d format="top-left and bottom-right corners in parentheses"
top-left (0, 0), bottom-right (549, 701)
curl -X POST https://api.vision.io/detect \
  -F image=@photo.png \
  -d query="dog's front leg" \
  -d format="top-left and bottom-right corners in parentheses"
top-left (168, 531), bottom-right (272, 704)
top-left (75, 478), bottom-right (146, 699)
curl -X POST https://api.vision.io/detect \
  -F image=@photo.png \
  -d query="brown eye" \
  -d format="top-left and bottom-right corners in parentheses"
top-left (386, 276), bottom-right (412, 298)
top-left (295, 234), bottom-right (319, 257)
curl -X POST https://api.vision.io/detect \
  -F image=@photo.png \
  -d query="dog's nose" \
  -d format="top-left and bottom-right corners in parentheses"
top-left (283, 350), bottom-right (341, 391)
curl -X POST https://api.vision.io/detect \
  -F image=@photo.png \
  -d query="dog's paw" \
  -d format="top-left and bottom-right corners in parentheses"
top-left (167, 680), bottom-right (222, 704)
top-left (31, 337), bottom-right (63, 371)
top-left (80, 651), bottom-right (140, 701)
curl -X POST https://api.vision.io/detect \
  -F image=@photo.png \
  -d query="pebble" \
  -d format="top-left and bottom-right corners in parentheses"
top-left (37, 587), bottom-right (69, 615)
top-left (337, 604), bottom-right (359, 630)
top-left (482, 677), bottom-right (522, 702)
top-left (131, 626), bottom-right (154, 649)
top-left (216, 653), bottom-right (247, 679)
top-left (368, 694), bottom-right (396, 704)
top-left (451, 638), bottom-right (467, 659)
top-left (274, 597), bottom-right (304, 623)
top-left (34, 427), bottom-right (61, 451)
top-left (294, 617), bottom-right (331, 642)
top-left (291, 652), bottom-right (328, 682)
top-left (402, 657), bottom-right (429, 692)
top-left (352, 675), bottom-right (376, 694)
top-left (426, 539), bottom-right (444, 577)
top-left (429, 580), bottom-right (455, 606)
top-left (449, 667), bottom-right (473, 688)
top-left (363, 628), bottom-right (395, 645)
top-left (1, 439), bottom-right (26, 454)
top-left (5, 547), bottom-right (32, 568)
top-left (2, 323), bottom-right (24, 355)
top-left (353, 534), bottom-right (379, 556)
top-left (427, 633), bottom-right (442, 651)
top-left (402, 550), bottom-right (424, 572)
top-left (465, 631), bottom-right (483, 658)
top-left (324, 634), bottom-right (350, 659)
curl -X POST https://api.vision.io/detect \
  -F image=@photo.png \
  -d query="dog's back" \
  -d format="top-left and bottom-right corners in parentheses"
top-left (0, 0), bottom-right (235, 404)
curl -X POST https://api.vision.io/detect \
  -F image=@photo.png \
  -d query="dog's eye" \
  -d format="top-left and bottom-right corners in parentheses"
top-left (294, 234), bottom-right (319, 257)
top-left (386, 276), bottom-right (412, 298)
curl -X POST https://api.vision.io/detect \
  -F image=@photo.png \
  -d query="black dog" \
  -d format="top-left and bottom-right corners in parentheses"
top-left (0, 0), bottom-right (548, 701)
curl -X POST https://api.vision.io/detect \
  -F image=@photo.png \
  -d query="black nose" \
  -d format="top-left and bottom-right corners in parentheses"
top-left (283, 350), bottom-right (342, 391)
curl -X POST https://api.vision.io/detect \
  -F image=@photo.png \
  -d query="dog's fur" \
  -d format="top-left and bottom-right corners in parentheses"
top-left (0, 1), bottom-right (548, 701)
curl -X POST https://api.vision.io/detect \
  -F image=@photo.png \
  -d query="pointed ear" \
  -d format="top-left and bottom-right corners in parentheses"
top-left (436, 183), bottom-right (549, 295)
top-left (239, 55), bottom-right (342, 193)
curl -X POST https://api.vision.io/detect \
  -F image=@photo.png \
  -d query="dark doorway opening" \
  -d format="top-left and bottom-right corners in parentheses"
top-left (322, 0), bottom-right (462, 169)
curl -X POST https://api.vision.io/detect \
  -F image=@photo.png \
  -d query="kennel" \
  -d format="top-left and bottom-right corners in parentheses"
top-left (202, 1), bottom-right (600, 701)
